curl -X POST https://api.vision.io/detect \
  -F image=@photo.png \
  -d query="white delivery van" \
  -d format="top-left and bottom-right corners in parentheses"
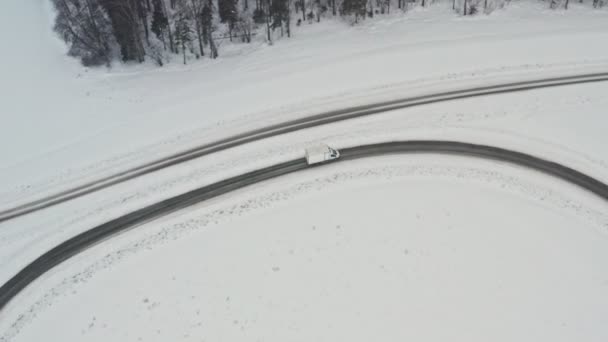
top-left (305, 144), bottom-right (340, 165)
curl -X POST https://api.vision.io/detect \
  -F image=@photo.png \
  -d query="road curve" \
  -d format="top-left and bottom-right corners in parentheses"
top-left (2, 72), bottom-right (608, 222)
top-left (1, 140), bottom-right (607, 312)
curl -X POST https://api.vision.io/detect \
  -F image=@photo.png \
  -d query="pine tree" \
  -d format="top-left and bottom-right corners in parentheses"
top-left (151, 0), bottom-right (170, 49)
top-left (253, 8), bottom-right (267, 23)
top-left (52, 0), bottom-right (115, 66)
top-left (185, 0), bottom-right (206, 57)
top-left (341, 0), bottom-right (366, 22)
top-left (201, 0), bottom-right (218, 58)
top-left (137, 0), bottom-right (150, 44)
top-left (201, 1), bottom-right (213, 45)
top-left (218, 0), bottom-right (238, 39)
top-left (174, 15), bottom-right (193, 64)
top-left (100, 0), bottom-right (146, 62)
top-left (271, 0), bottom-right (290, 34)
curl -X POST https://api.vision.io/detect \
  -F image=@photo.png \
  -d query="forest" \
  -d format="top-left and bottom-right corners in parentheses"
top-left (52, 0), bottom-right (607, 66)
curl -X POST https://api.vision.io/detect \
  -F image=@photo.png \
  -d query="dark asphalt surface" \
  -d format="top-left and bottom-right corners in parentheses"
top-left (1, 72), bottom-right (608, 222)
top-left (1, 140), bottom-right (607, 312)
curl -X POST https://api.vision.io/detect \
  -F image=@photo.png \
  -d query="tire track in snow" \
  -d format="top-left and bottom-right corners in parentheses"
top-left (2, 71), bottom-right (608, 222)
top-left (1, 140), bottom-right (608, 317)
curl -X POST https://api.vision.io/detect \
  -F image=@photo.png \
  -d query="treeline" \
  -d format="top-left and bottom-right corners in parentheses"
top-left (52, 0), bottom-right (607, 67)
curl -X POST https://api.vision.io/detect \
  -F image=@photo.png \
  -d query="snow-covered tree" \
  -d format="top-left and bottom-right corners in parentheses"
top-left (151, 0), bottom-right (171, 49)
top-left (341, 0), bottom-right (366, 22)
top-left (202, 0), bottom-right (219, 58)
top-left (219, 0), bottom-right (239, 39)
top-left (174, 14), bottom-right (193, 64)
top-left (272, 0), bottom-right (291, 36)
top-left (52, 0), bottom-right (115, 66)
top-left (51, 0), bottom-right (604, 67)
top-left (100, 0), bottom-right (146, 62)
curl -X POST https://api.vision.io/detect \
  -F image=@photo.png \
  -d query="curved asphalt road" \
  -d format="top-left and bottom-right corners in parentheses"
top-left (1, 140), bottom-right (608, 312)
top-left (2, 72), bottom-right (608, 222)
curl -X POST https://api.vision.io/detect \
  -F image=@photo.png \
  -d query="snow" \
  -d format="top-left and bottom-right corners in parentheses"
top-left (2, 155), bottom-right (608, 341)
top-left (1, 0), bottom-right (608, 341)
top-left (2, 78), bottom-right (607, 290)
top-left (1, 0), bottom-right (608, 207)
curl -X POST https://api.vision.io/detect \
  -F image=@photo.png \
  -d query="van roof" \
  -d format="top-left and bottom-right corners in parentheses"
top-left (306, 144), bottom-right (330, 154)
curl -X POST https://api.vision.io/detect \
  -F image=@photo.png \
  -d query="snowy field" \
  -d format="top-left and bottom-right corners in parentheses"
top-left (2, 79), bottom-right (607, 288)
top-left (2, 155), bottom-right (608, 341)
top-left (1, 0), bottom-right (608, 341)
top-left (1, 0), bottom-right (608, 207)
top-left (2, 80), bottom-right (608, 341)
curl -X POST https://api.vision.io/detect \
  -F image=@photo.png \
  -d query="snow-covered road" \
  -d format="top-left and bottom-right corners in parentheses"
top-left (2, 154), bottom-right (607, 341)
top-left (4, 140), bottom-right (607, 316)
top-left (2, 80), bottom-right (608, 340)
top-left (3, 78), bottom-right (607, 287)
top-left (2, 0), bottom-right (608, 209)
top-left (3, 71), bottom-right (607, 221)
top-left (2, 0), bottom-right (608, 341)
